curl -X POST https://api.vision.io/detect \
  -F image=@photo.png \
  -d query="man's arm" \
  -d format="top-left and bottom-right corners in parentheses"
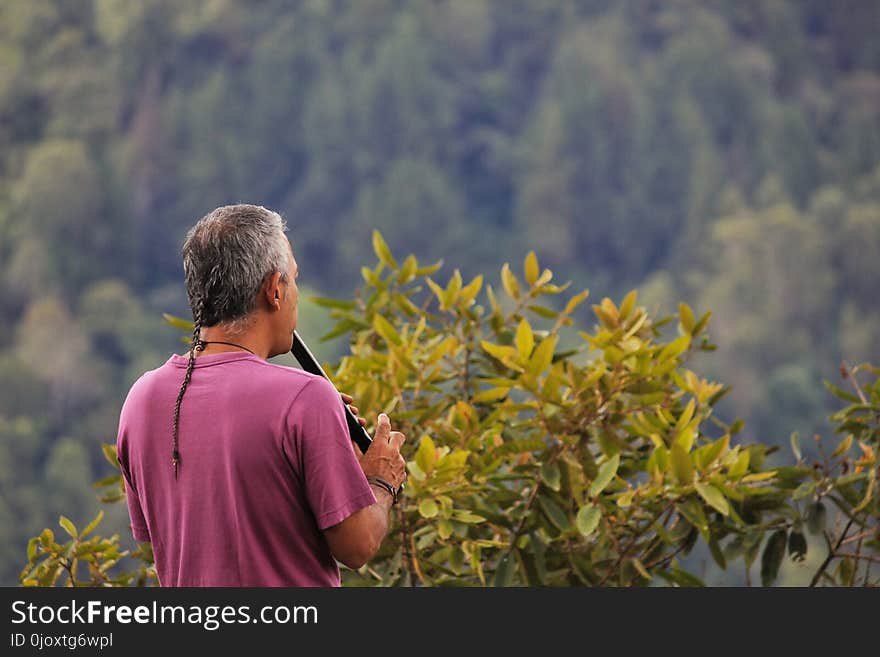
top-left (323, 413), bottom-right (406, 569)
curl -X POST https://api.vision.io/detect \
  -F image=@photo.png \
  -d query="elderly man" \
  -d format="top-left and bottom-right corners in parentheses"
top-left (116, 204), bottom-right (406, 586)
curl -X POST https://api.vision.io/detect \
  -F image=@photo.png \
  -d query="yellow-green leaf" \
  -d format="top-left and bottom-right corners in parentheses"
top-left (528, 335), bottom-right (557, 377)
top-left (670, 444), bottom-right (694, 485)
top-left (632, 557), bottom-right (652, 581)
top-left (524, 251), bottom-right (539, 285)
top-left (575, 505), bottom-right (601, 537)
top-left (426, 278), bottom-right (446, 308)
top-left (59, 516), bottom-right (77, 538)
top-left (619, 290), bottom-right (637, 320)
top-left (741, 470), bottom-right (777, 483)
top-left (674, 398), bottom-right (696, 434)
top-left (501, 263), bottom-right (520, 300)
top-left (515, 318), bottom-right (534, 359)
top-left (694, 482), bottom-right (729, 516)
top-left (372, 230), bottom-right (398, 269)
top-left (679, 302), bottom-right (695, 334)
top-left (541, 462), bottom-right (562, 492)
top-left (397, 255), bottom-right (418, 284)
top-left (460, 274), bottom-right (483, 304)
top-left (565, 289), bottom-right (590, 315)
top-left (163, 313), bottom-right (194, 331)
top-left (101, 443), bottom-right (118, 468)
top-left (419, 499), bottom-right (439, 518)
top-left (372, 314), bottom-right (402, 346)
top-left (589, 454), bottom-right (620, 497)
top-left (831, 434), bottom-right (853, 458)
top-left (415, 435), bottom-right (436, 474)
top-left (81, 511), bottom-right (104, 538)
top-left (438, 520), bottom-right (454, 540)
top-left (472, 387), bottom-right (510, 403)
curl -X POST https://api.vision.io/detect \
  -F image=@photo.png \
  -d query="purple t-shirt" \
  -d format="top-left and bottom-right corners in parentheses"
top-left (116, 351), bottom-right (375, 587)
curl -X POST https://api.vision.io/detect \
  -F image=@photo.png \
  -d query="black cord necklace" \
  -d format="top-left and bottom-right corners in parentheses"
top-left (195, 339), bottom-right (256, 355)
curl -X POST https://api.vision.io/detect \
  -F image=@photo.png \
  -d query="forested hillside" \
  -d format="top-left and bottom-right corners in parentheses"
top-left (0, 0), bottom-right (878, 584)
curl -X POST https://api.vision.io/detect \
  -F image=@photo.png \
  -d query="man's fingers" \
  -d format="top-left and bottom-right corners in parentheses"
top-left (374, 413), bottom-right (391, 441)
top-left (389, 430), bottom-right (406, 450)
top-left (341, 392), bottom-right (354, 404)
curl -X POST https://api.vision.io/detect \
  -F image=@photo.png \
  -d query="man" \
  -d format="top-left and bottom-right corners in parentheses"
top-left (116, 204), bottom-right (406, 586)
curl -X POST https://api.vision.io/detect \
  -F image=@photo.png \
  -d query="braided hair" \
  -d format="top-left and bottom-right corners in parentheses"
top-left (171, 297), bottom-right (204, 479)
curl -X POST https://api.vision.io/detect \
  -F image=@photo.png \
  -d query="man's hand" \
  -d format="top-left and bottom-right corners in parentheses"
top-left (359, 413), bottom-right (407, 492)
top-left (322, 412), bottom-right (406, 569)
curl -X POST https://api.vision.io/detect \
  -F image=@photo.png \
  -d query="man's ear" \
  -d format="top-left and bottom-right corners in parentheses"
top-left (262, 271), bottom-right (284, 311)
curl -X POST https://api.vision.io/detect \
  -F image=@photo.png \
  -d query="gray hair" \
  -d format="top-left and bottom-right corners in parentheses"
top-left (182, 204), bottom-right (290, 335)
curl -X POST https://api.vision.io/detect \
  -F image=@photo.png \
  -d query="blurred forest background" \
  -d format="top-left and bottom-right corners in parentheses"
top-left (0, 0), bottom-right (879, 585)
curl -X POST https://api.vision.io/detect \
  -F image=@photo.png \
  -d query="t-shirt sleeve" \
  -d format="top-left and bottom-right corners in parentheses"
top-left (289, 378), bottom-right (376, 530)
top-left (116, 405), bottom-right (150, 543)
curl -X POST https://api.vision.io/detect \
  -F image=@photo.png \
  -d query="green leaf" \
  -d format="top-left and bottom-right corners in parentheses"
top-left (27, 537), bottom-right (38, 562)
top-left (541, 462), bottom-right (561, 492)
top-left (694, 482), bottom-right (729, 516)
top-left (788, 531), bottom-right (807, 562)
top-left (372, 230), bottom-right (398, 269)
top-left (805, 502), bottom-right (827, 535)
top-left (515, 318), bottom-right (534, 359)
top-left (418, 499), bottom-right (439, 518)
top-left (59, 516), bottom-right (77, 538)
top-left (670, 443), bottom-right (694, 485)
top-left (760, 530), bottom-right (787, 586)
top-left (575, 505), bottom-right (601, 538)
top-left (589, 454), bottom-right (620, 497)
top-left (494, 553), bottom-right (516, 586)
top-left (524, 251), bottom-right (539, 285)
top-left (823, 381), bottom-right (860, 404)
top-left (789, 432), bottom-right (802, 462)
top-left (692, 311), bottom-right (712, 336)
top-left (437, 520), bottom-right (453, 540)
top-left (309, 296), bottom-right (356, 310)
top-left (792, 480), bottom-right (816, 501)
top-left (538, 495), bottom-right (570, 531)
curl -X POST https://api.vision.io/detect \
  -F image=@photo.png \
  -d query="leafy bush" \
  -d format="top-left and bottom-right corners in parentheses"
top-left (20, 235), bottom-right (878, 586)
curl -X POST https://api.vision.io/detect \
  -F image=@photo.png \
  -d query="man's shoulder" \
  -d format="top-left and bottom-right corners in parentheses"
top-left (243, 358), bottom-right (328, 389)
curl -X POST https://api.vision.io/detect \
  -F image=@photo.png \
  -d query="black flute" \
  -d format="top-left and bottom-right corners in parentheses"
top-left (290, 330), bottom-right (373, 454)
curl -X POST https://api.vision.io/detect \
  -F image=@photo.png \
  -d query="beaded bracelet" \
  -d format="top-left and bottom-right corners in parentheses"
top-left (367, 476), bottom-right (400, 505)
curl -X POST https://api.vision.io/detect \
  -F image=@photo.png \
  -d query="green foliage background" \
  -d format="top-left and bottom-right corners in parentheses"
top-left (1, 0), bottom-right (879, 584)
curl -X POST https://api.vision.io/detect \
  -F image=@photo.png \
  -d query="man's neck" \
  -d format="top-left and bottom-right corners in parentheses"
top-left (195, 324), bottom-right (271, 360)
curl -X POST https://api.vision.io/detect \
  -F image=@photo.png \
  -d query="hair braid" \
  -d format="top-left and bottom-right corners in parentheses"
top-left (171, 298), bottom-right (205, 480)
